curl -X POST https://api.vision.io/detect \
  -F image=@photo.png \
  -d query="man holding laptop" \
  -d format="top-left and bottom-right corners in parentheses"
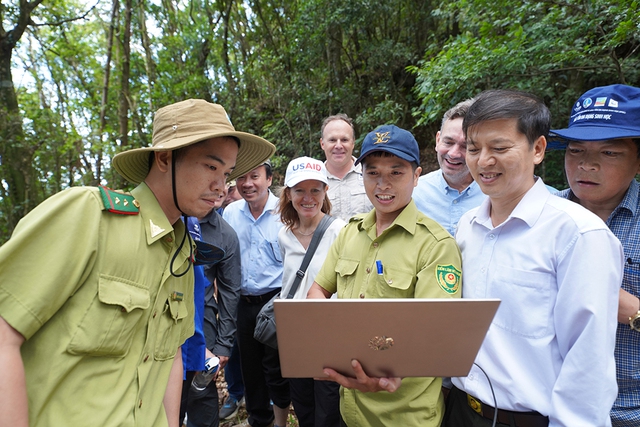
top-left (307, 125), bottom-right (462, 427)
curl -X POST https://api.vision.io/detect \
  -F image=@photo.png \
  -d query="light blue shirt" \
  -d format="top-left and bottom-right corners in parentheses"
top-left (222, 191), bottom-right (283, 296)
top-left (413, 169), bottom-right (486, 235)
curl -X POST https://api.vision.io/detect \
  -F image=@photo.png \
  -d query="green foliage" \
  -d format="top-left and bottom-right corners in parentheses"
top-left (3, 0), bottom-right (639, 242)
top-left (411, 0), bottom-right (640, 187)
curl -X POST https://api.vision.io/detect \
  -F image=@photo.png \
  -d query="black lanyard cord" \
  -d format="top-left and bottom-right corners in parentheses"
top-left (169, 152), bottom-right (193, 277)
top-left (169, 214), bottom-right (193, 278)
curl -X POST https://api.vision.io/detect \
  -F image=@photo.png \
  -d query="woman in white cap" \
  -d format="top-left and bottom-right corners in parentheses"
top-left (276, 156), bottom-right (346, 427)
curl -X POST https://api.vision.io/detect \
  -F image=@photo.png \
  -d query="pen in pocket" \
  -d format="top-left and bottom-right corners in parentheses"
top-left (376, 260), bottom-right (383, 275)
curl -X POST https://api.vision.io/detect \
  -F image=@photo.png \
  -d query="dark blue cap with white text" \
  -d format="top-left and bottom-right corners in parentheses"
top-left (355, 125), bottom-right (421, 165)
top-left (548, 84), bottom-right (640, 150)
top-left (186, 216), bottom-right (225, 265)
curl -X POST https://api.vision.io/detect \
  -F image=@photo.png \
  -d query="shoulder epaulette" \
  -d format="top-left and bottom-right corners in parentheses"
top-left (416, 215), bottom-right (451, 241)
top-left (99, 185), bottom-right (140, 215)
top-left (348, 213), bottom-right (366, 223)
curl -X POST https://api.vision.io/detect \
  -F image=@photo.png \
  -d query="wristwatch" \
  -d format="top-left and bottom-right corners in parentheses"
top-left (629, 298), bottom-right (640, 332)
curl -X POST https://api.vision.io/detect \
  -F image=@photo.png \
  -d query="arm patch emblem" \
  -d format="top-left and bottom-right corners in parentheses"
top-left (436, 264), bottom-right (461, 294)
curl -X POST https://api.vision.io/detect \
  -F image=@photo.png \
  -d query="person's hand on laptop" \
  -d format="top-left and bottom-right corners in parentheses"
top-left (320, 359), bottom-right (401, 393)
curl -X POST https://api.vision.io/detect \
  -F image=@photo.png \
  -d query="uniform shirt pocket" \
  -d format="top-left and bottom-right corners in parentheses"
top-left (349, 186), bottom-right (366, 196)
top-left (154, 294), bottom-right (189, 361)
top-left (335, 258), bottom-right (359, 297)
top-left (67, 275), bottom-right (150, 357)
top-left (370, 266), bottom-right (415, 298)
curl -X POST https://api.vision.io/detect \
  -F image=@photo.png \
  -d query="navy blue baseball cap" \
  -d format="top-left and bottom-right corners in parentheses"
top-left (548, 84), bottom-right (640, 150)
top-left (186, 217), bottom-right (225, 265)
top-left (355, 125), bottom-right (420, 165)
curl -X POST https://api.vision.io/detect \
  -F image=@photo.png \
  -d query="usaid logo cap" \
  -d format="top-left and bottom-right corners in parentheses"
top-left (284, 156), bottom-right (328, 188)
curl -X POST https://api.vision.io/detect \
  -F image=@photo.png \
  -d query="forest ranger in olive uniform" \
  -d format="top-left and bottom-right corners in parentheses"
top-left (308, 125), bottom-right (462, 427)
top-left (0, 99), bottom-right (274, 427)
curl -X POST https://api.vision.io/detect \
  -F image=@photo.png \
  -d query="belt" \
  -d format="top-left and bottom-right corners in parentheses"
top-left (467, 393), bottom-right (549, 427)
top-left (240, 288), bottom-right (280, 304)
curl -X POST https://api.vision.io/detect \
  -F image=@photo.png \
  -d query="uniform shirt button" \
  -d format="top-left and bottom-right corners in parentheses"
top-left (138, 399), bottom-right (143, 408)
top-left (143, 354), bottom-right (149, 362)
top-left (166, 237), bottom-right (173, 243)
top-left (152, 311), bottom-right (157, 318)
top-left (366, 267), bottom-right (371, 274)
top-left (373, 242), bottom-right (379, 248)
top-left (359, 293), bottom-right (365, 299)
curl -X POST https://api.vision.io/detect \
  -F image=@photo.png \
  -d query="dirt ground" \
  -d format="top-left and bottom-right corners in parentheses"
top-left (213, 372), bottom-right (298, 427)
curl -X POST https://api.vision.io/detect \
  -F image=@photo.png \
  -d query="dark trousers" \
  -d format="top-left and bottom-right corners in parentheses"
top-left (289, 378), bottom-right (340, 427)
top-left (225, 339), bottom-right (245, 401)
top-left (180, 371), bottom-right (220, 427)
top-left (442, 385), bottom-right (549, 427)
top-left (237, 292), bottom-right (290, 427)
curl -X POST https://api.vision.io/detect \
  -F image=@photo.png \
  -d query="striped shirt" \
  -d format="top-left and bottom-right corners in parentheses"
top-left (559, 179), bottom-right (640, 426)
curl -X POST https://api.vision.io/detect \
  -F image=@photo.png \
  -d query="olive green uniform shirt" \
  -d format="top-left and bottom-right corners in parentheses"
top-left (0, 183), bottom-right (195, 427)
top-left (315, 200), bottom-right (462, 427)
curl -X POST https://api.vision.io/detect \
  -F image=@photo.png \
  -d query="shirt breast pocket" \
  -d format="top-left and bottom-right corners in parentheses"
top-left (335, 258), bottom-right (359, 297)
top-left (154, 294), bottom-right (189, 360)
top-left (491, 266), bottom-right (553, 338)
top-left (349, 186), bottom-right (366, 196)
top-left (264, 239), bottom-right (283, 264)
top-left (67, 275), bottom-right (150, 357)
top-left (371, 266), bottom-right (414, 298)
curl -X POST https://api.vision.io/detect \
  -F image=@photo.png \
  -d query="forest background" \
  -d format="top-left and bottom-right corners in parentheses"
top-left (1, 0), bottom-right (639, 243)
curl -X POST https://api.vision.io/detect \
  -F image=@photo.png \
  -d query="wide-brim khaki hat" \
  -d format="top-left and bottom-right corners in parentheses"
top-left (112, 99), bottom-right (276, 184)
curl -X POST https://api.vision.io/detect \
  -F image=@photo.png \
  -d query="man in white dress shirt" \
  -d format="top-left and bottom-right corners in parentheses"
top-left (443, 89), bottom-right (623, 427)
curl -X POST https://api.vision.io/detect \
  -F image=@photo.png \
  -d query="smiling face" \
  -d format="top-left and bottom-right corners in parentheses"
top-left (362, 153), bottom-right (421, 223)
top-left (320, 119), bottom-right (355, 171)
top-left (435, 117), bottom-right (473, 191)
top-left (236, 164), bottom-right (272, 209)
top-left (565, 138), bottom-right (640, 215)
top-left (288, 180), bottom-right (328, 221)
top-left (466, 118), bottom-right (545, 212)
top-left (174, 137), bottom-right (238, 219)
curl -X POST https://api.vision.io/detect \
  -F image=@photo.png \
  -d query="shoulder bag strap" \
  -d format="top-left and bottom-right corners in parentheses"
top-left (285, 214), bottom-right (336, 299)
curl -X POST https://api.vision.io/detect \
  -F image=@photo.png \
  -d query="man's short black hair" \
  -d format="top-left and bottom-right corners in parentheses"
top-left (463, 89), bottom-right (550, 148)
top-left (263, 161), bottom-right (273, 179)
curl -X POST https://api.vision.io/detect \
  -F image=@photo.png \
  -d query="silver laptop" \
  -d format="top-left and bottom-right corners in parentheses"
top-left (274, 298), bottom-right (500, 378)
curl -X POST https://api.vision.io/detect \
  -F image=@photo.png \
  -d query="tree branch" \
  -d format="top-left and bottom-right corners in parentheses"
top-left (28, 1), bottom-right (99, 28)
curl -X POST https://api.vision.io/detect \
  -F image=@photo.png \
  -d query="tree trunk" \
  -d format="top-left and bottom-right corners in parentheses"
top-left (118, 0), bottom-right (132, 148)
top-left (137, 0), bottom-right (156, 111)
top-left (0, 0), bottom-right (45, 240)
top-left (0, 45), bottom-right (30, 237)
top-left (97, 0), bottom-right (120, 184)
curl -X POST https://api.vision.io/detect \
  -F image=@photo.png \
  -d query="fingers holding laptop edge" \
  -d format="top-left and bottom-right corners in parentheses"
top-left (319, 359), bottom-right (401, 393)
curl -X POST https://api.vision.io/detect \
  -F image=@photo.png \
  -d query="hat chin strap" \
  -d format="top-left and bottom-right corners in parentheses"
top-left (169, 152), bottom-right (194, 278)
top-left (172, 152), bottom-right (186, 216)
